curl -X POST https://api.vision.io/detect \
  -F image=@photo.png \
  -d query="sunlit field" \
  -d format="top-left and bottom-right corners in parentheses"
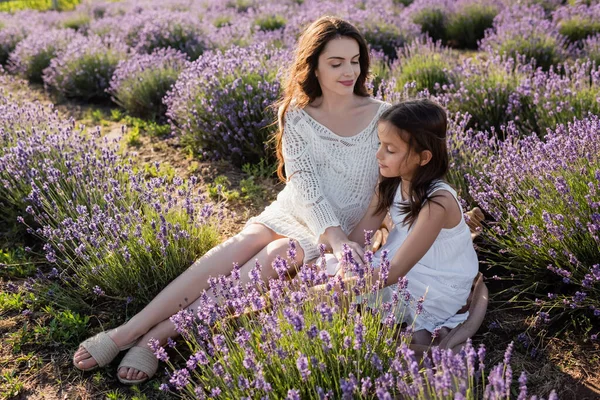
top-left (0, 0), bottom-right (599, 398)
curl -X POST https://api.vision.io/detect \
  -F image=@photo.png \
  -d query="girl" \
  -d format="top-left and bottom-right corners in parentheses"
top-left (73, 16), bottom-right (390, 384)
top-left (345, 98), bottom-right (480, 346)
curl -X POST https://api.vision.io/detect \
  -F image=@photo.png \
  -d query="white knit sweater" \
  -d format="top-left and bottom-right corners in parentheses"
top-left (247, 102), bottom-right (390, 260)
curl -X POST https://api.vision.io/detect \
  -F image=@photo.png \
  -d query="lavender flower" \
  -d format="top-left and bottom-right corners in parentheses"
top-left (108, 47), bottom-right (189, 120)
top-left (8, 28), bottom-right (81, 83)
top-left (165, 43), bottom-right (287, 166)
top-left (296, 353), bottom-right (310, 381)
top-left (480, 4), bottom-right (572, 70)
top-left (552, 3), bottom-right (600, 43)
top-left (43, 34), bottom-right (128, 100)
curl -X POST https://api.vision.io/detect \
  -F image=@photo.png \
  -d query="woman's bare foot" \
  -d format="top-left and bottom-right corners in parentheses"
top-left (73, 326), bottom-right (142, 370)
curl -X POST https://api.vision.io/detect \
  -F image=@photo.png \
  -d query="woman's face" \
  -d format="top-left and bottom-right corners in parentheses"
top-left (314, 36), bottom-right (361, 97)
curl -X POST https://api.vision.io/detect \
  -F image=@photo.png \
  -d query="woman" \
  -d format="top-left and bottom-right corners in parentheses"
top-left (73, 16), bottom-right (392, 384)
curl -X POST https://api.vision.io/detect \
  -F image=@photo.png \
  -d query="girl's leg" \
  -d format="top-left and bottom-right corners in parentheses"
top-left (74, 223), bottom-right (287, 370)
top-left (118, 237), bottom-right (305, 380)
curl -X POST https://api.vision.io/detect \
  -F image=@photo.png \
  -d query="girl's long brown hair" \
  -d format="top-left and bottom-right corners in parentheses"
top-left (272, 16), bottom-right (371, 182)
top-left (374, 99), bottom-right (449, 228)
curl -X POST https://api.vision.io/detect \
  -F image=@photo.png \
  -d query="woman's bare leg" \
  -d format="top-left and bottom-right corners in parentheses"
top-left (117, 237), bottom-right (305, 380)
top-left (74, 223), bottom-right (287, 370)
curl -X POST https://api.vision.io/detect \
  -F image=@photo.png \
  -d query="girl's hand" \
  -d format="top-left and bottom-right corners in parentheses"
top-left (330, 240), bottom-right (365, 265)
top-left (309, 275), bottom-right (358, 297)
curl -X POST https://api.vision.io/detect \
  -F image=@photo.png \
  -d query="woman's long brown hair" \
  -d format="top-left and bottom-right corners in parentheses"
top-left (272, 16), bottom-right (371, 182)
top-left (374, 99), bottom-right (449, 228)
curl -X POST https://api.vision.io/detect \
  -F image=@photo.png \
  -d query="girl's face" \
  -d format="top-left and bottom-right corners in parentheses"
top-left (376, 121), bottom-right (424, 180)
top-left (315, 36), bottom-right (361, 97)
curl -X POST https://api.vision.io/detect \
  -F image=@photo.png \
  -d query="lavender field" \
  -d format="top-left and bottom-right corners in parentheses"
top-left (0, 0), bottom-right (599, 398)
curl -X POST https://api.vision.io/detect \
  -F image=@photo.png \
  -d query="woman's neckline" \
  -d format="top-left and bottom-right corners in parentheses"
top-left (300, 101), bottom-right (385, 138)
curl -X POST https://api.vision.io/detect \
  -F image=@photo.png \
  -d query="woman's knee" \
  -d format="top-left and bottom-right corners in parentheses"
top-left (238, 223), bottom-right (281, 244)
top-left (268, 238), bottom-right (305, 265)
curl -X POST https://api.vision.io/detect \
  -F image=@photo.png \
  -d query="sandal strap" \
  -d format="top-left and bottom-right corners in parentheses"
top-left (118, 346), bottom-right (159, 378)
top-left (80, 332), bottom-right (120, 367)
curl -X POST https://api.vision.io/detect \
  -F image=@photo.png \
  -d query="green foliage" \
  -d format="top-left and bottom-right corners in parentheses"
top-left (226, 0), bottom-right (254, 12)
top-left (207, 175), bottom-right (266, 203)
top-left (0, 247), bottom-right (36, 279)
top-left (207, 175), bottom-right (240, 202)
top-left (111, 63), bottom-right (185, 120)
top-left (496, 34), bottom-right (567, 71)
top-left (0, 0), bottom-right (80, 12)
top-left (474, 153), bottom-right (600, 332)
top-left (47, 48), bottom-right (125, 101)
top-left (582, 37), bottom-right (600, 66)
top-left (0, 291), bottom-right (32, 312)
top-left (125, 125), bottom-right (142, 147)
top-left (0, 27), bottom-right (26, 66)
top-left (55, 205), bottom-right (220, 309)
top-left (393, 38), bottom-right (457, 94)
top-left (62, 14), bottom-right (90, 32)
top-left (445, 57), bottom-right (523, 134)
top-left (519, 61), bottom-right (600, 135)
top-left (446, 4), bottom-right (498, 49)
top-left (22, 51), bottom-right (52, 83)
top-left (393, 0), bottom-right (414, 5)
top-left (111, 108), bottom-right (124, 122)
top-left (141, 161), bottom-right (176, 182)
top-left (558, 17), bottom-right (600, 43)
top-left (362, 21), bottom-right (414, 60)
top-left (370, 53), bottom-right (391, 96)
top-left (6, 321), bottom-right (35, 353)
top-left (0, 370), bottom-right (24, 398)
top-left (33, 306), bottom-right (89, 344)
top-left (254, 15), bottom-right (286, 32)
top-left (412, 8), bottom-right (447, 43)
top-left (242, 158), bottom-right (277, 179)
top-left (213, 15), bottom-right (232, 28)
top-left (123, 115), bottom-right (171, 137)
top-left (90, 109), bottom-right (107, 125)
top-left (240, 176), bottom-right (265, 202)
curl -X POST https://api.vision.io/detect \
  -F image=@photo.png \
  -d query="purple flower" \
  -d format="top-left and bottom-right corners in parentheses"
top-left (319, 330), bottom-right (332, 352)
top-left (148, 338), bottom-right (169, 362)
top-left (43, 35), bottom-right (128, 101)
top-left (108, 47), bottom-right (189, 119)
top-left (92, 285), bottom-right (105, 296)
top-left (296, 353), bottom-right (310, 381)
top-left (165, 43), bottom-right (287, 166)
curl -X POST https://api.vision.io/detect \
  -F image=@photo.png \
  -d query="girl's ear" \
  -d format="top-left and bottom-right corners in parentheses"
top-left (419, 150), bottom-right (433, 166)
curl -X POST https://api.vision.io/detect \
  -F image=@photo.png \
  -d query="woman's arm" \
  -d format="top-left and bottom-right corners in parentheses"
top-left (381, 190), bottom-right (456, 286)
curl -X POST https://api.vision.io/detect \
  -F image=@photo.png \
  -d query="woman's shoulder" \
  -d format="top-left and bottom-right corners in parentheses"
top-left (279, 102), bottom-right (304, 123)
top-left (359, 97), bottom-right (391, 110)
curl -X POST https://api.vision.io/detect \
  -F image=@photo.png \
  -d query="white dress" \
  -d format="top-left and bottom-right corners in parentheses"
top-left (363, 180), bottom-right (479, 332)
top-left (246, 102), bottom-right (391, 260)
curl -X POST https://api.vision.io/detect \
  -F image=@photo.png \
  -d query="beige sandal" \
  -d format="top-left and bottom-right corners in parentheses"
top-left (117, 346), bottom-right (159, 385)
top-left (74, 331), bottom-right (135, 372)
